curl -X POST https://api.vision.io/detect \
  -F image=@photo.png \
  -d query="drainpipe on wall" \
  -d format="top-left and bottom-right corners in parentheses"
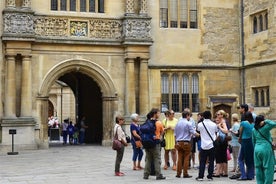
top-left (240, 0), bottom-right (246, 104)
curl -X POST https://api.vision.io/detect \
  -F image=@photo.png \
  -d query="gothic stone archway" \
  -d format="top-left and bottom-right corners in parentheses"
top-left (37, 59), bottom-right (118, 148)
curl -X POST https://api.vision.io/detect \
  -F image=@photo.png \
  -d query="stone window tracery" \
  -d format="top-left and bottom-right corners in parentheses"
top-left (253, 86), bottom-right (270, 107)
top-left (50, 0), bottom-right (104, 13)
top-left (159, 0), bottom-right (198, 29)
top-left (161, 72), bottom-right (200, 113)
top-left (251, 10), bottom-right (268, 34)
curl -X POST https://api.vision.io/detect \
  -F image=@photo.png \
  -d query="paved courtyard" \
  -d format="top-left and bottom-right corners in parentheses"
top-left (0, 144), bottom-right (262, 184)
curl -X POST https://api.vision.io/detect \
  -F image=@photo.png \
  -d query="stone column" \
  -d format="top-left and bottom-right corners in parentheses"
top-left (5, 55), bottom-right (16, 117)
top-left (21, 56), bottom-right (32, 117)
top-left (264, 88), bottom-right (268, 106)
top-left (37, 96), bottom-right (49, 149)
top-left (139, 59), bottom-right (149, 115)
top-left (125, 58), bottom-right (136, 115)
top-left (102, 97), bottom-right (117, 146)
top-left (22, 0), bottom-right (31, 8)
top-left (126, 0), bottom-right (135, 15)
top-left (56, 93), bottom-right (62, 118)
top-left (6, 0), bottom-right (16, 8)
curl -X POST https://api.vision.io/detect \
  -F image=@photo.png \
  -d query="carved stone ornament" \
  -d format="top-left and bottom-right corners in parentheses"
top-left (3, 12), bottom-right (34, 35)
top-left (123, 18), bottom-right (151, 40)
top-left (6, 0), bottom-right (15, 7)
top-left (34, 17), bottom-right (68, 37)
top-left (22, 0), bottom-right (31, 8)
top-left (70, 21), bottom-right (88, 37)
top-left (89, 19), bottom-right (122, 39)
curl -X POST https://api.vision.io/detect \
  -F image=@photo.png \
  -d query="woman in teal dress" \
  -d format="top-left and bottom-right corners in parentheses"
top-left (252, 115), bottom-right (276, 184)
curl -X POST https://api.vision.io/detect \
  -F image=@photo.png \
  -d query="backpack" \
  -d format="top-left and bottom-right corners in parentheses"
top-left (140, 119), bottom-right (156, 149)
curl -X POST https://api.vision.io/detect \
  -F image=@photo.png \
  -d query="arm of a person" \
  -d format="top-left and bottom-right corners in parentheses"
top-left (219, 121), bottom-right (229, 134)
top-left (132, 130), bottom-right (141, 140)
top-left (238, 126), bottom-right (243, 143)
top-left (263, 119), bottom-right (276, 130)
top-left (189, 123), bottom-right (200, 137)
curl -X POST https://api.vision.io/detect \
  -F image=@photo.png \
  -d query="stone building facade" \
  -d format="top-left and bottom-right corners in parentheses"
top-left (0, 0), bottom-right (275, 152)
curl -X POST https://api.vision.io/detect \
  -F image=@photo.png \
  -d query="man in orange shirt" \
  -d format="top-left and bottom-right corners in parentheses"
top-left (143, 108), bottom-right (166, 180)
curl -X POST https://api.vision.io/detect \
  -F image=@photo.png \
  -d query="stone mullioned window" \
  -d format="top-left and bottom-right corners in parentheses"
top-left (51, 0), bottom-right (104, 13)
top-left (253, 86), bottom-right (270, 107)
top-left (161, 72), bottom-right (199, 113)
top-left (160, 0), bottom-right (198, 29)
top-left (251, 10), bottom-right (268, 34)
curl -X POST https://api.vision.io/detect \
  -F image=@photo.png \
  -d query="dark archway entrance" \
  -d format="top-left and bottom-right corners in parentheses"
top-left (59, 72), bottom-right (103, 144)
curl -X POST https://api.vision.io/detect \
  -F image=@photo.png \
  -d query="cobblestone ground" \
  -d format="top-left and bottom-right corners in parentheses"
top-left (0, 143), bottom-right (263, 184)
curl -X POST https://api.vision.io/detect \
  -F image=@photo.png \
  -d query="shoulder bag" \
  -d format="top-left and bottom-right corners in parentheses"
top-left (256, 129), bottom-right (276, 150)
top-left (202, 121), bottom-right (217, 147)
top-left (160, 119), bottom-right (167, 148)
top-left (112, 126), bottom-right (122, 150)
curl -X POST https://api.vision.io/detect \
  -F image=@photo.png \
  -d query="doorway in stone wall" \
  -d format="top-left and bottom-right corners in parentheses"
top-left (213, 104), bottom-right (231, 127)
top-left (57, 71), bottom-right (103, 144)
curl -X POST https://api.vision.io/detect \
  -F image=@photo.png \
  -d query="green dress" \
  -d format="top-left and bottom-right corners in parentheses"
top-left (252, 119), bottom-right (276, 184)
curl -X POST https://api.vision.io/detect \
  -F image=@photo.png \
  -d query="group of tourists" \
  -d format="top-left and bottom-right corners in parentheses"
top-left (113, 104), bottom-right (276, 183)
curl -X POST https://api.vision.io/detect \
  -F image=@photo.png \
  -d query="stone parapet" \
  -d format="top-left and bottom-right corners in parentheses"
top-left (2, 13), bottom-right (152, 45)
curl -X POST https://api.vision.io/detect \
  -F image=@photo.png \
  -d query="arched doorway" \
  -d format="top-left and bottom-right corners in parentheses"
top-left (58, 72), bottom-right (102, 144)
top-left (38, 59), bottom-right (118, 147)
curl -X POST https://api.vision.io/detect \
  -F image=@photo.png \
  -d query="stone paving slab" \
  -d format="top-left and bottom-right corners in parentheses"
top-left (0, 145), bottom-right (259, 184)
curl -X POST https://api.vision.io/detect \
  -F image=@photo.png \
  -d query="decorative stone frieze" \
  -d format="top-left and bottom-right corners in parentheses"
top-left (89, 19), bottom-right (122, 39)
top-left (123, 17), bottom-right (152, 41)
top-left (34, 17), bottom-right (68, 37)
top-left (3, 12), bottom-right (34, 35)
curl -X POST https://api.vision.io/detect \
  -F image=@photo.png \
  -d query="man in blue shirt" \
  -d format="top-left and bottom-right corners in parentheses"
top-left (174, 110), bottom-right (199, 178)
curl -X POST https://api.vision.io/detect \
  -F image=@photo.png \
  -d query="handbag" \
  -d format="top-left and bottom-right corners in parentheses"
top-left (160, 134), bottom-right (166, 147)
top-left (112, 126), bottom-right (122, 150)
top-left (135, 140), bottom-right (142, 148)
top-left (161, 119), bottom-right (167, 148)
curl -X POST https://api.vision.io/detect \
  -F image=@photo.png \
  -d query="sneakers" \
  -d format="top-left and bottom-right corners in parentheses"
top-left (115, 172), bottom-right (124, 176)
top-left (229, 174), bottom-right (241, 179)
top-left (156, 175), bottom-right (166, 180)
top-left (196, 177), bottom-right (203, 181)
top-left (207, 176), bottom-right (213, 181)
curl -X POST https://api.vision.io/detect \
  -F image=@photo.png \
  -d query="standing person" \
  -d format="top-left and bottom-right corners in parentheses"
top-left (174, 110), bottom-right (199, 178)
top-left (162, 110), bottom-right (177, 170)
top-left (253, 115), bottom-right (276, 184)
top-left (248, 103), bottom-right (257, 122)
top-left (67, 121), bottom-right (75, 145)
top-left (239, 104), bottom-right (249, 118)
top-left (229, 113), bottom-right (241, 173)
top-left (143, 108), bottom-right (166, 180)
top-left (130, 113), bottom-right (144, 170)
top-left (213, 110), bottom-right (229, 177)
top-left (79, 116), bottom-right (88, 144)
top-left (237, 111), bottom-right (255, 180)
top-left (114, 115), bottom-right (128, 176)
top-left (61, 119), bottom-right (69, 145)
top-left (196, 111), bottom-right (218, 181)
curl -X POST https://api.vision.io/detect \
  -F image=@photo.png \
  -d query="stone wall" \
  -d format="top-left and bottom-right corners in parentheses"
top-left (201, 7), bottom-right (240, 66)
